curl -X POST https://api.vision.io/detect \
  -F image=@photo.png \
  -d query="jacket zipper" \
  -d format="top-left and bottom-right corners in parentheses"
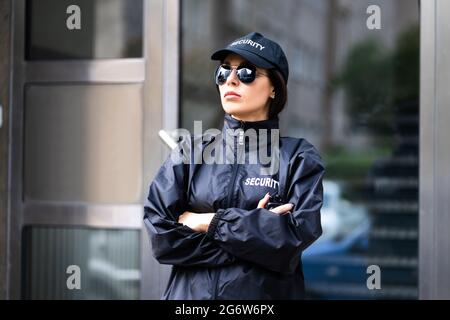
top-left (226, 120), bottom-right (245, 208)
top-left (212, 120), bottom-right (245, 299)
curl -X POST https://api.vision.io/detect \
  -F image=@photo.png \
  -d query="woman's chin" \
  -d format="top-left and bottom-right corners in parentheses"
top-left (222, 105), bottom-right (241, 115)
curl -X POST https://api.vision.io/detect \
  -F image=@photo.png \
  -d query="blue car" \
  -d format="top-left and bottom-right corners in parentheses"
top-left (302, 180), bottom-right (372, 299)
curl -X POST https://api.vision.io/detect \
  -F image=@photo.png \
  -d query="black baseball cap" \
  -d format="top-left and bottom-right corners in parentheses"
top-left (211, 32), bottom-right (289, 83)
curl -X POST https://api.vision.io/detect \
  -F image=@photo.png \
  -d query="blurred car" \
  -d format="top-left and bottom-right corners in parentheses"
top-left (317, 180), bottom-right (370, 244)
top-left (301, 180), bottom-right (372, 299)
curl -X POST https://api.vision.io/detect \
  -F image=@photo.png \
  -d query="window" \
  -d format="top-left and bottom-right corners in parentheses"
top-left (26, 0), bottom-right (143, 60)
top-left (181, 0), bottom-right (420, 299)
top-left (22, 227), bottom-right (140, 299)
top-left (24, 84), bottom-right (143, 203)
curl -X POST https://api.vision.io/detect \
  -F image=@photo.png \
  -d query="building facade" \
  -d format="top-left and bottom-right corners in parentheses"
top-left (0, 0), bottom-right (449, 300)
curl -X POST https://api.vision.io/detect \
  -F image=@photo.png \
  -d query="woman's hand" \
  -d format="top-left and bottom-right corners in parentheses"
top-left (178, 193), bottom-right (292, 232)
top-left (178, 211), bottom-right (215, 232)
top-left (257, 192), bottom-right (294, 215)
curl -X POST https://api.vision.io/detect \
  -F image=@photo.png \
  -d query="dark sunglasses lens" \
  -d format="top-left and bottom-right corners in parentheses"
top-left (215, 66), bottom-right (230, 85)
top-left (236, 67), bottom-right (256, 83)
top-left (215, 65), bottom-right (256, 85)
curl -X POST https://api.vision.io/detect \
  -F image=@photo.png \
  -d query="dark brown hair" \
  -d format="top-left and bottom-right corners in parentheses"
top-left (267, 68), bottom-right (288, 119)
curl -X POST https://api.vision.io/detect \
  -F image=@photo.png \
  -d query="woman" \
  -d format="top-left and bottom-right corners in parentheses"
top-left (144, 32), bottom-right (325, 299)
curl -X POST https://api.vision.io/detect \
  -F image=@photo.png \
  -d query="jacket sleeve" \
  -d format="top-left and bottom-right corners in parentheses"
top-left (144, 137), bottom-right (236, 267)
top-left (206, 145), bottom-right (325, 274)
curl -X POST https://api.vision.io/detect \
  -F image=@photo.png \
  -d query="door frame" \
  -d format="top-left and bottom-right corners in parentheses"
top-left (6, 0), bottom-right (177, 299)
top-left (419, 0), bottom-right (450, 300)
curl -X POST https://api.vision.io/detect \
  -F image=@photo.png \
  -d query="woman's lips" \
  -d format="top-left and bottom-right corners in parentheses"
top-left (224, 91), bottom-right (241, 98)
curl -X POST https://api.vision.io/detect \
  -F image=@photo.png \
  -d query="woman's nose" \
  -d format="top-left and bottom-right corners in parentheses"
top-left (226, 69), bottom-right (239, 86)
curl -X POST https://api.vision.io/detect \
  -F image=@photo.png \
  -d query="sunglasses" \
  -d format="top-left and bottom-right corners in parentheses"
top-left (214, 63), bottom-right (268, 85)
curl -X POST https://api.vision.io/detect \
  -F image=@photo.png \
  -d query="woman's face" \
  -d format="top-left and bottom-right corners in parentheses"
top-left (218, 53), bottom-right (275, 122)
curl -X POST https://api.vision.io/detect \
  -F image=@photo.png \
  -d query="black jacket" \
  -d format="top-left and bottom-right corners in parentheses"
top-left (144, 113), bottom-right (325, 299)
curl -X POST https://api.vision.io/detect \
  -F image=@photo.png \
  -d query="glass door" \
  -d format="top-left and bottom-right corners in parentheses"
top-left (180, 0), bottom-right (420, 299)
top-left (10, 0), bottom-right (145, 299)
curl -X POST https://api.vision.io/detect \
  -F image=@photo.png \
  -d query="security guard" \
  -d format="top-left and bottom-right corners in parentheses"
top-left (144, 32), bottom-right (325, 299)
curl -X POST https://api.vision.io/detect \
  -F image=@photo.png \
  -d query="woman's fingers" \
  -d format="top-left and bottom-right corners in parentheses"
top-left (257, 192), bottom-right (271, 208)
top-left (270, 203), bottom-right (294, 215)
top-left (178, 211), bottom-right (190, 224)
top-left (257, 194), bottom-right (294, 215)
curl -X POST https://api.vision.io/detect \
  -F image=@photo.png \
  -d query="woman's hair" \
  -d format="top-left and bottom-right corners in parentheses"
top-left (267, 68), bottom-right (288, 119)
top-left (215, 65), bottom-right (288, 119)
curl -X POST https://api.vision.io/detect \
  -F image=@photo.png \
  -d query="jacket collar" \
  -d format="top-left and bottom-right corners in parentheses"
top-left (220, 113), bottom-right (280, 166)
top-left (222, 113), bottom-right (279, 132)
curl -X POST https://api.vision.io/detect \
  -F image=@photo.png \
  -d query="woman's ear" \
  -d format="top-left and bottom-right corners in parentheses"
top-left (270, 88), bottom-right (275, 99)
